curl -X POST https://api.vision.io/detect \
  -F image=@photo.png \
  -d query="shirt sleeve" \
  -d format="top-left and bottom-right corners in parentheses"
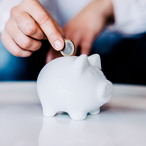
top-left (109, 0), bottom-right (146, 35)
top-left (0, 0), bottom-right (23, 33)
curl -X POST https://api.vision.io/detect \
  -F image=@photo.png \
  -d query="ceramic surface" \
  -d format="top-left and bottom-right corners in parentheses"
top-left (0, 82), bottom-right (146, 146)
top-left (37, 54), bottom-right (113, 120)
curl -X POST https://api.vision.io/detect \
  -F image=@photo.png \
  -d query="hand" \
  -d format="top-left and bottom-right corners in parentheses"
top-left (46, 0), bottom-right (114, 63)
top-left (1, 0), bottom-right (65, 57)
top-left (63, 0), bottom-right (114, 56)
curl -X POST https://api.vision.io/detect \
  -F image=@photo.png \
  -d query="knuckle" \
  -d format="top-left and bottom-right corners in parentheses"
top-left (20, 38), bottom-right (31, 49)
top-left (13, 49), bottom-right (32, 57)
top-left (23, 51), bottom-right (32, 57)
top-left (49, 32), bottom-right (58, 38)
top-left (25, 23), bottom-right (37, 35)
top-left (36, 31), bottom-right (45, 39)
top-left (32, 41), bottom-right (42, 51)
top-left (37, 14), bottom-right (51, 25)
top-left (38, 33), bottom-right (45, 40)
top-left (10, 6), bottom-right (18, 17)
top-left (35, 41), bottom-right (42, 50)
top-left (13, 48), bottom-right (22, 57)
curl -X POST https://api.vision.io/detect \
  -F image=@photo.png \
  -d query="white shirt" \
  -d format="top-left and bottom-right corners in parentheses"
top-left (0, 0), bottom-right (146, 35)
top-left (0, 0), bottom-right (93, 33)
top-left (111, 0), bottom-right (146, 34)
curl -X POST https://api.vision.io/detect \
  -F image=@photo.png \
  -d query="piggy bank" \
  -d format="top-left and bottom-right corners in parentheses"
top-left (37, 54), bottom-right (113, 120)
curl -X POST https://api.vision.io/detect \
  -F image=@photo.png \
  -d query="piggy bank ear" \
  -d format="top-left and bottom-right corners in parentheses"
top-left (72, 54), bottom-right (90, 76)
top-left (88, 54), bottom-right (101, 69)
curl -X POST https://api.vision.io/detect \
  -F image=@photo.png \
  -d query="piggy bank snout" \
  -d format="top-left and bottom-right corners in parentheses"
top-left (98, 81), bottom-right (113, 98)
top-left (105, 81), bottom-right (113, 96)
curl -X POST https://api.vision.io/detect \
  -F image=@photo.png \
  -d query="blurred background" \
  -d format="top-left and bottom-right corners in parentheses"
top-left (1, 0), bottom-right (146, 85)
top-left (1, 30), bottom-right (146, 85)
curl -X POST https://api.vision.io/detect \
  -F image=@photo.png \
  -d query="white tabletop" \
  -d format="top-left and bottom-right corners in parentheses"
top-left (0, 82), bottom-right (146, 146)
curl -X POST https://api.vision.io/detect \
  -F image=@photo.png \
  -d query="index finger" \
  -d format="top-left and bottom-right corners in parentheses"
top-left (23, 0), bottom-right (64, 51)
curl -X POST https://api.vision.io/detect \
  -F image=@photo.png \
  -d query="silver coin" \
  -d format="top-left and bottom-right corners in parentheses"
top-left (60, 39), bottom-right (75, 56)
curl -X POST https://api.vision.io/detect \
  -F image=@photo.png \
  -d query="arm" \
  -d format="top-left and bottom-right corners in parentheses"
top-left (63, 0), bottom-right (113, 55)
top-left (46, 0), bottom-right (114, 62)
top-left (46, 0), bottom-right (146, 62)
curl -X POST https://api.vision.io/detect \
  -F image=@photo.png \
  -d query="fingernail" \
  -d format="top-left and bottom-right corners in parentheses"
top-left (54, 40), bottom-right (63, 51)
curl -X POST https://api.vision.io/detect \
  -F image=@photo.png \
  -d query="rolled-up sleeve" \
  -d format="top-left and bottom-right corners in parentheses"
top-left (110, 0), bottom-right (146, 35)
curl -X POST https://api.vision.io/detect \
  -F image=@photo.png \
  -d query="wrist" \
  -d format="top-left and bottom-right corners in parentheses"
top-left (103, 0), bottom-right (114, 17)
top-left (102, 0), bottom-right (114, 24)
top-left (95, 0), bottom-right (114, 25)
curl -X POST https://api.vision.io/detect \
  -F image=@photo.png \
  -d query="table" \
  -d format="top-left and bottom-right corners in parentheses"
top-left (0, 82), bottom-right (146, 146)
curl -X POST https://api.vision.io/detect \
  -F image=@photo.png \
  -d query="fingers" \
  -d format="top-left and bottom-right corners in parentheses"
top-left (23, 0), bottom-right (64, 51)
top-left (1, 17), bottom-right (42, 57)
top-left (12, 11), bottom-right (45, 40)
top-left (1, 30), bottom-right (32, 57)
top-left (1, 0), bottom-right (65, 58)
top-left (64, 26), bottom-right (93, 56)
top-left (7, 18), bottom-right (42, 52)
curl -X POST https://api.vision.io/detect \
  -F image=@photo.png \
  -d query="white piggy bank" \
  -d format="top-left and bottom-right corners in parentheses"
top-left (37, 54), bottom-right (113, 120)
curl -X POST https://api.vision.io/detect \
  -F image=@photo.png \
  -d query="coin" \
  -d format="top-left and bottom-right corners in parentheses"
top-left (60, 39), bottom-right (75, 56)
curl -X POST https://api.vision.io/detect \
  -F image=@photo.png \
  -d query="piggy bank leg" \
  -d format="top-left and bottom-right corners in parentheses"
top-left (42, 106), bottom-right (57, 117)
top-left (89, 108), bottom-right (100, 115)
top-left (69, 111), bottom-right (87, 120)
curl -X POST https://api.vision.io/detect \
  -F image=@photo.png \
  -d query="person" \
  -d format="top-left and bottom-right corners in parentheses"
top-left (1, 0), bottom-right (146, 81)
